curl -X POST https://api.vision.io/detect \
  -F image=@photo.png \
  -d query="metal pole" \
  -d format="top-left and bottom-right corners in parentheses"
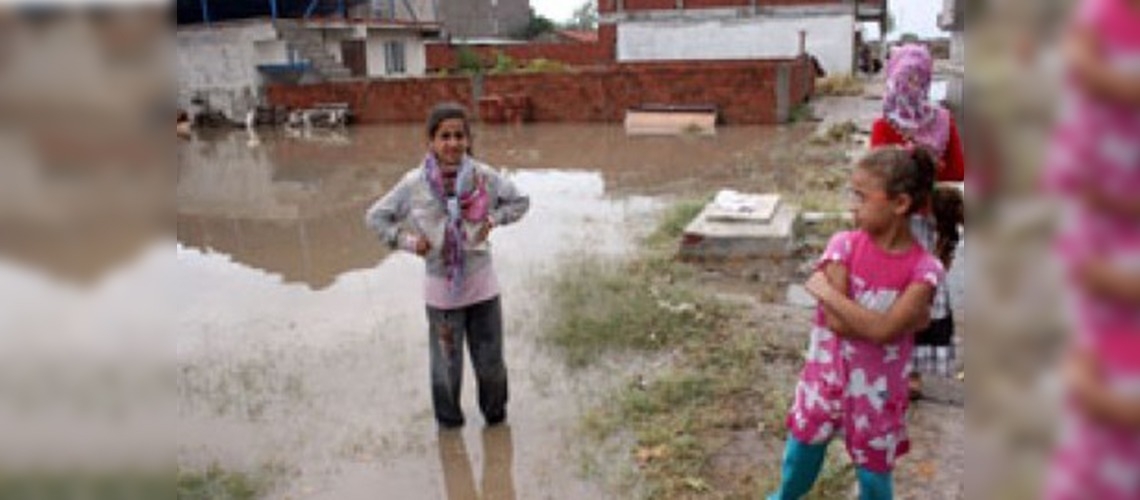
top-left (270, 0), bottom-right (278, 20)
top-left (200, 0), bottom-right (210, 26)
top-left (339, 0), bottom-right (345, 18)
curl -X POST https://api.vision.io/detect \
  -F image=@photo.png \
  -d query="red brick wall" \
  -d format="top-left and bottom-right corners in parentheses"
top-left (598, 25), bottom-right (617, 62)
top-left (267, 58), bottom-right (816, 125)
top-left (266, 77), bottom-right (472, 123)
top-left (623, 0), bottom-right (677, 10)
top-left (425, 42), bottom-right (613, 72)
top-left (788, 55), bottom-right (815, 106)
top-left (682, 0), bottom-right (752, 8)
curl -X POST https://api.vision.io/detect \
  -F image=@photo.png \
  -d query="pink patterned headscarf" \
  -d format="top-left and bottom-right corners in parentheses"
top-left (423, 153), bottom-right (489, 298)
top-left (883, 44), bottom-right (951, 156)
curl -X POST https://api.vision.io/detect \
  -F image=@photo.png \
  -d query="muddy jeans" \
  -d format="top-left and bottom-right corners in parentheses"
top-left (427, 296), bottom-right (508, 427)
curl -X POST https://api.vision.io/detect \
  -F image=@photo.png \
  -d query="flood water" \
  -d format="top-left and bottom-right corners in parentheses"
top-left (170, 123), bottom-right (806, 498)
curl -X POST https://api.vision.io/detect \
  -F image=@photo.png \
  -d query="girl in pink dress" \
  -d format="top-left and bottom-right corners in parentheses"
top-left (768, 147), bottom-right (946, 499)
top-left (1044, 0), bottom-right (1140, 498)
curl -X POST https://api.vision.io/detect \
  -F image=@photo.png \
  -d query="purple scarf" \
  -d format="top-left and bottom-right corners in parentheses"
top-left (423, 153), bottom-right (489, 297)
top-left (883, 44), bottom-right (951, 156)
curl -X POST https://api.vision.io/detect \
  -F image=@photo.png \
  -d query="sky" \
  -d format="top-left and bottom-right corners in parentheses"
top-left (530, 0), bottom-right (947, 40)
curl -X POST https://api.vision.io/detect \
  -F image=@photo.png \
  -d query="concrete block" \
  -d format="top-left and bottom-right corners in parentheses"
top-left (679, 195), bottom-right (799, 260)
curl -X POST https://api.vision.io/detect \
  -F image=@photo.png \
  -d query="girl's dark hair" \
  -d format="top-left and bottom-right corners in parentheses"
top-left (426, 102), bottom-right (470, 138)
top-left (857, 146), bottom-right (936, 214)
top-left (425, 102), bottom-right (473, 155)
top-left (858, 146), bottom-right (962, 266)
top-left (931, 185), bottom-right (964, 267)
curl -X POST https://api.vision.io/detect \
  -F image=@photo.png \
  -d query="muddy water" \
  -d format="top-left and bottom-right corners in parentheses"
top-left (170, 123), bottom-right (804, 499)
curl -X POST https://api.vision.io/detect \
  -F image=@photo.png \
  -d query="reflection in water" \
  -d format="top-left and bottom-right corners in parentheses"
top-left (437, 427), bottom-right (515, 500)
top-left (177, 205), bottom-right (384, 290)
top-left (481, 426), bottom-right (517, 500)
top-left (177, 129), bottom-right (397, 290)
top-left (175, 126), bottom-right (696, 290)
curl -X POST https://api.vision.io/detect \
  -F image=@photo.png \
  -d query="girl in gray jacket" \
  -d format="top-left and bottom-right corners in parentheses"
top-left (366, 103), bottom-right (530, 428)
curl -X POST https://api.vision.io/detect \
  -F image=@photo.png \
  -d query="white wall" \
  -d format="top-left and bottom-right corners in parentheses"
top-left (366, 37), bottom-right (386, 77)
top-left (406, 39), bottom-right (426, 76)
top-left (364, 34), bottom-right (427, 78)
top-left (254, 39), bottom-right (289, 65)
top-left (617, 14), bottom-right (855, 75)
top-left (950, 32), bottom-right (963, 65)
top-left (176, 21), bottom-right (279, 120)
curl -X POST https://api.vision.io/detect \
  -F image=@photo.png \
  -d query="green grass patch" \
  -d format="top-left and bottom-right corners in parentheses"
top-left (646, 197), bottom-right (708, 247)
top-left (576, 321), bottom-right (801, 499)
top-left (519, 58), bottom-right (572, 73)
top-left (541, 199), bottom-right (816, 497)
top-left (789, 103), bottom-right (817, 123)
top-left (0, 471), bottom-right (170, 500)
top-left (178, 464), bottom-right (279, 500)
top-left (815, 74), bottom-right (864, 97)
top-left (544, 254), bottom-right (728, 368)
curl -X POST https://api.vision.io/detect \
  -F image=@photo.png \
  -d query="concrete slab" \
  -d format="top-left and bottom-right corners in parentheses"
top-left (679, 197), bottom-right (799, 260)
top-left (706, 190), bottom-right (781, 223)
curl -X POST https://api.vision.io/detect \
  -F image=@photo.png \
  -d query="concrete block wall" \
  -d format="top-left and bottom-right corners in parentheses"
top-left (437, 0), bottom-right (530, 38)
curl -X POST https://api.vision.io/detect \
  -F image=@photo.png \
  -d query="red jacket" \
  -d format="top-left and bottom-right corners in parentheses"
top-left (870, 117), bottom-right (965, 183)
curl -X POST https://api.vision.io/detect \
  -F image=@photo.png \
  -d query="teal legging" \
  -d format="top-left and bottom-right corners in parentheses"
top-left (767, 436), bottom-right (893, 500)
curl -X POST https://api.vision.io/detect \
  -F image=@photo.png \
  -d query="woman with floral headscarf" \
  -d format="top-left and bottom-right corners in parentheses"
top-left (870, 44), bottom-right (966, 399)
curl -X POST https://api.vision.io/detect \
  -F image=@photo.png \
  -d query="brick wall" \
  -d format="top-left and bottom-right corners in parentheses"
top-left (267, 56), bottom-right (816, 125)
top-left (623, 0), bottom-right (678, 10)
top-left (789, 55), bottom-right (815, 105)
top-left (266, 77), bottom-right (472, 123)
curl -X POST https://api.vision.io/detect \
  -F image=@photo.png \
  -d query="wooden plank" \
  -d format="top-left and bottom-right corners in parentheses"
top-left (624, 109), bottom-right (716, 136)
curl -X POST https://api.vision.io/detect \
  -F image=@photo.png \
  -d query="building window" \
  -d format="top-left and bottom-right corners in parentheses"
top-left (384, 41), bottom-right (406, 75)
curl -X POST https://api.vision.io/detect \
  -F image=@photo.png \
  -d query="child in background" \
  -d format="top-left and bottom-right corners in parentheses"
top-left (768, 146), bottom-right (947, 500)
top-left (870, 43), bottom-right (966, 397)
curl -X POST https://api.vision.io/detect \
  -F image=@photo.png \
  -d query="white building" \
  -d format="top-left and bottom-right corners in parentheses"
top-left (176, 17), bottom-right (440, 122)
top-left (601, 1), bottom-right (888, 76)
top-left (939, 0), bottom-right (963, 108)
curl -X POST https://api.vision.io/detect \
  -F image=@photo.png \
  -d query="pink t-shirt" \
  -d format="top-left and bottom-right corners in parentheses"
top-left (399, 232), bottom-right (500, 310)
top-left (424, 261), bottom-right (500, 310)
top-left (787, 230), bottom-right (943, 473)
top-left (1046, 0), bottom-right (1140, 343)
top-left (814, 230), bottom-right (944, 332)
top-left (1079, 0), bottom-right (1140, 58)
